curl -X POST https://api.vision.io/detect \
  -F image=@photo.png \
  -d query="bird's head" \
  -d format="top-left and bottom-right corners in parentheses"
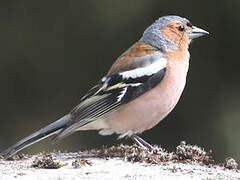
top-left (141, 15), bottom-right (209, 51)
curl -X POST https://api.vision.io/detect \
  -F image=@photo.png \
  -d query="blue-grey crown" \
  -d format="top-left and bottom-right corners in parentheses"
top-left (141, 15), bottom-right (190, 50)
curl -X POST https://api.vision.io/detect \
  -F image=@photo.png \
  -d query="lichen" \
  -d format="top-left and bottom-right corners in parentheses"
top-left (31, 153), bottom-right (66, 169)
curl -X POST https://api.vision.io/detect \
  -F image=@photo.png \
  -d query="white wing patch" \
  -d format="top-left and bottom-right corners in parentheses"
top-left (117, 87), bottom-right (127, 102)
top-left (120, 57), bottom-right (167, 79)
top-left (106, 82), bottom-right (142, 91)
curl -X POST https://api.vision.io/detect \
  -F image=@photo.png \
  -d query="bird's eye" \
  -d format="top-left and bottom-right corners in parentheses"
top-left (178, 25), bottom-right (185, 32)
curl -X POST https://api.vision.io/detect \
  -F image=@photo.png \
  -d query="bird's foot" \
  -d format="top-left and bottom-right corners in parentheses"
top-left (130, 134), bottom-right (153, 150)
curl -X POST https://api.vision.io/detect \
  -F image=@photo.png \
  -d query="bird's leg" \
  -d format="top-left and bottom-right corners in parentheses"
top-left (130, 134), bottom-right (153, 150)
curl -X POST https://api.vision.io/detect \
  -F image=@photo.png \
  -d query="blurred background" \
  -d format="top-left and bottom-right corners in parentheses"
top-left (0, 0), bottom-right (239, 162)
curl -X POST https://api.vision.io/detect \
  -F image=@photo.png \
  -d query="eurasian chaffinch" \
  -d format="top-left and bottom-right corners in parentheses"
top-left (1, 15), bottom-right (209, 158)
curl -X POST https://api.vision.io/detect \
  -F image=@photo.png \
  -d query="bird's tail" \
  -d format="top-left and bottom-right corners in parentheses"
top-left (1, 115), bottom-right (71, 158)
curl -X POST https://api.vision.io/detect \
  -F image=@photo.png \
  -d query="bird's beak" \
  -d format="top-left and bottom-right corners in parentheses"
top-left (188, 26), bottom-right (209, 39)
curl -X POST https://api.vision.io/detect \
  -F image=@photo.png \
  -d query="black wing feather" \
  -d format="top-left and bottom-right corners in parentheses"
top-left (52, 68), bottom-right (166, 142)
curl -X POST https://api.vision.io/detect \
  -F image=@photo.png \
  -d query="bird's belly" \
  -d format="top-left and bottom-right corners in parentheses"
top-left (104, 60), bottom-right (189, 135)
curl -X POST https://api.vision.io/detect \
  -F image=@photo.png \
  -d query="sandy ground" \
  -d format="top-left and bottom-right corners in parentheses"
top-left (0, 151), bottom-right (240, 180)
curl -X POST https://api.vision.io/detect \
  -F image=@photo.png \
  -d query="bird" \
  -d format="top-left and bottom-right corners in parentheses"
top-left (1, 15), bottom-right (209, 158)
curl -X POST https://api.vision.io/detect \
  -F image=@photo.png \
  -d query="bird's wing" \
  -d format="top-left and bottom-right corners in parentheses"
top-left (52, 42), bottom-right (167, 142)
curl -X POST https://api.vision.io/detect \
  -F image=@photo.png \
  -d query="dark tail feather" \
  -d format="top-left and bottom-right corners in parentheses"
top-left (1, 115), bottom-right (70, 158)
